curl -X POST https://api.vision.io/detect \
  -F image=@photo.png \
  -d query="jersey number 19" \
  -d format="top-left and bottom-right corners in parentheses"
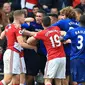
top-left (50, 34), bottom-right (61, 48)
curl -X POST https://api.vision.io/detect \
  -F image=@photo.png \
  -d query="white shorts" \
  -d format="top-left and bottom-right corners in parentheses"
top-left (20, 57), bottom-right (26, 74)
top-left (3, 49), bottom-right (26, 74)
top-left (44, 57), bottom-right (66, 79)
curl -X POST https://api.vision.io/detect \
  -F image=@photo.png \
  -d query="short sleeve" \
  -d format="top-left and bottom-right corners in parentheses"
top-left (21, 23), bottom-right (30, 29)
top-left (63, 30), bottom-right (72, 40)
top-left (15, 28), bottom-right (22, 37)
top-left (34, 31), bottom-right (45, 40)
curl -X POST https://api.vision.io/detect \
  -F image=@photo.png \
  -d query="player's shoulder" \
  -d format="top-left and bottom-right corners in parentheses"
top-left (50, 26), bottom-right (61, 31)
top-left (67, 27), bottom-right (79, 35)
top-left (59, 18), bottom-right (69, 22)
top-left (5, 24), bottom-right (12, 31)
top-left (57, 19), bottom-right (68, 26)
top-left (5, 24), bottom-right (12, 28)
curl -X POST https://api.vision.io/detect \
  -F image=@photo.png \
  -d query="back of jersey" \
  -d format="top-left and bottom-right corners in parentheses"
top-left (67, 27), bottom-right (85, 60)
top-left (5, 24), bottom-right (16, 48)
top-left (43, 26), bottom-right (65, 61)
top-left (5, 24), bottom-right (22, 51)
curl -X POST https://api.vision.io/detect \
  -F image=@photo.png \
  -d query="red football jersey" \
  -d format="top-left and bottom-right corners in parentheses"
top-left (5, 24), bottom-right (22, 53)
top-left (34, 26), bottom-right (66, 61)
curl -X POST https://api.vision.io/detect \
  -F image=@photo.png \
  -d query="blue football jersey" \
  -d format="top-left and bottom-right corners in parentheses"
top-left (21, 21), bottom-right (47, 56)
top-left (51, 18), bottom-right (79, 31)
top-left (21, 21), bottom-right (43, 31)
top-left (64, 27), bottom-right (85, 60)
top-left (51, 18), bottom-right (79, 56)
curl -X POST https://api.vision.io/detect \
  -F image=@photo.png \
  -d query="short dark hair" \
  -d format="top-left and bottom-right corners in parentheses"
top-left (23, 7), bottom-right (28, 11)
top-left (47, 13), bottom-right (58, 18)
top-left (37, 9), bottom-right (46, 16)
top-left (74, 8), bottom-right (83, 15)
top-left (33, 5), bottom-right (39, 9)
top-left (79, 14), bottom-right (85, 26)
top-left (42, 16), bottom-right (51, 27)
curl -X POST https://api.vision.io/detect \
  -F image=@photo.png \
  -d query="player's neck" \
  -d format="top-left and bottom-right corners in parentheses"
top-left (13, 20), bottom-right (20, 25)
top-left (44, 27), bottom-right (46, 30)
top-left (44, 26), bottom-right (49, 30)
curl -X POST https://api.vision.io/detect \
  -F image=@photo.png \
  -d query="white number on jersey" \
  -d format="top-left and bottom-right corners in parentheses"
top-left (50, 34), bottom-right (61, 48)
top-left (77, 35), bottom-right (83, 49)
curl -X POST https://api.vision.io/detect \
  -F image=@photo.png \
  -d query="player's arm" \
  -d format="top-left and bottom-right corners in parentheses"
top-left (22, 29), bottom-right (37, 36)
top-left (60, 36), bottom-right (71, 44)
top-left (63, 39), bottom-right (71, 44)
top-left (27, 31), bottom-right (44, 46)
top-left (60, 31), bottom-right (71, 44)
top-left (60, 31), bottom-right (66, 36)
top-left (27, 36), bottom-right (38, 46)
top-left (26, 30), bottom-right (44, 46)
top-left (0, 30), bottom-right (5, 40)
top-left (17, 36), bottom-right (37, 51)
top-left (25, 17), bottom-right (34, 22)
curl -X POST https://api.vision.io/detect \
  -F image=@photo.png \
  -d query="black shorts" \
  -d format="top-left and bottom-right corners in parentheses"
top-left (24, 49), bottom-right (47, 76)
top-left (66, 55), bottom-right (70, 76)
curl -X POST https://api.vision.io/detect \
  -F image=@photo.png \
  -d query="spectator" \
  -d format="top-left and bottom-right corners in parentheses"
top-left (50, 8), bottom-right (58, 14)
top-left (23, 7), bottom-right (29, 17)
top-left (0, 8), bottom-right (8, 50)
top-left (73, 0), bottom-right (80, 7)
top-left (2, 2), bottom-right (11, 16)
top-left (11, 0), bottom-right (21, 10)
top-left (0, 0), bottom-right (8, 8)
top-left (38, 0), bottom-right (53, 8)
top-left (74, 8), bottom-right (83, 21)
top-left (32, 5), bottom-right (40, 16)
top-left (48, 13), bottom-right (58, 24)
top-left (28, 5), bottom-right (40, 18)
top-left (55, 0), bottom-right (73, 11)
top-left (42, 5), bottom-right (50, 13)
top-left (0, 9), bottom-right (8, 29)
top-left (0, 9), bottom-right (8, 73)
top-left (26, 0), bottom-right (38, 11)
top-left (75, 0), bottom-right (85, 12)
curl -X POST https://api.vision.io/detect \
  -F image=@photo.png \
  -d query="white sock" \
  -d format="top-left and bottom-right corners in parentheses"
top-left (1, 80), bottom-right (6, 85)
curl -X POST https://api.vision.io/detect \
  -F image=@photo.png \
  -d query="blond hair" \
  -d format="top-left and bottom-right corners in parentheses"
top-left (13, 10), bottom-right (25, 17)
